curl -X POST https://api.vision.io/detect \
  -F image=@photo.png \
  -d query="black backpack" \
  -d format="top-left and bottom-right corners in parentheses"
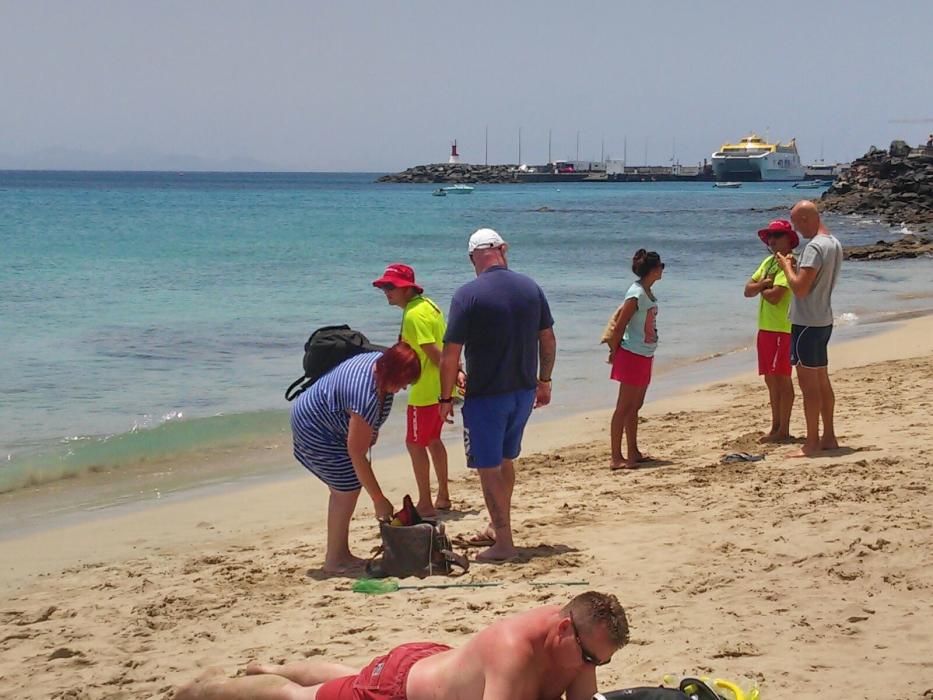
top-left (284, 325), bottom-right (385, 401)
top-left (595, 678), bottom-right (723, 700)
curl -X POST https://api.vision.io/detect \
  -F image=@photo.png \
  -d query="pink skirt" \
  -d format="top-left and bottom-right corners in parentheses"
top-left (610, 347), bottom-right (653, 387)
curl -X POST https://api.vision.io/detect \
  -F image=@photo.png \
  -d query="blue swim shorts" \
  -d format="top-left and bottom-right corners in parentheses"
top-left (791, 324), bottom-right (833, 368)
top-left (461, 389), bottom-right (536, 469)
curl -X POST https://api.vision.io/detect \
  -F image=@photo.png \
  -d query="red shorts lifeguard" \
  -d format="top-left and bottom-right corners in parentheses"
top-left (406, 404), bottom-right (443, 446)
top-left (757, 329), bottom-right (792, 376)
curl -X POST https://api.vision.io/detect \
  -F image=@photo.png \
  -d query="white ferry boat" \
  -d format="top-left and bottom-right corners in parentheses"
top-left (711, 134), bottom-right (805, 181)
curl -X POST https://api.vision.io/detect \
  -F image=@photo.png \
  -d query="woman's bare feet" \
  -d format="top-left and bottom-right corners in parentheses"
top-left (434, 497), bottom-right (452, 511)
top-left (611, 451), bottom-right (653, 469)
top-left (322, 555), bottom-right (366, 574)
top-left (820, 436), bottom-right (840, 450)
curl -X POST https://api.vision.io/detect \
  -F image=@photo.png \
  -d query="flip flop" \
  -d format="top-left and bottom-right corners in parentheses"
top-left (452, 531), bottom-right (496, 548)
top-left (720, 452), bottom-right (765, 464)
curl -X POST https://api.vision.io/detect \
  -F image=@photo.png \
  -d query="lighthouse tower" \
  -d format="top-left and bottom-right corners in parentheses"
top-left (448, 140), bottom-right (461, 164)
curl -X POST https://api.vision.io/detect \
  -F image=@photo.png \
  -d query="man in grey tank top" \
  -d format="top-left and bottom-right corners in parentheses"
top-left (776, 200), bottom-right (843, 457)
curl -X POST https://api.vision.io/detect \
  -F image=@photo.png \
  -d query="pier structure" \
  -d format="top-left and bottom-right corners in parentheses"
top-left (379, 143), bottom-right (847, 184)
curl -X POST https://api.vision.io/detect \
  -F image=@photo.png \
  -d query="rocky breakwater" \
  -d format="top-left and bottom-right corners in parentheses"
top-left (377, 163), bottom-right (522, 184)
top-left (843, 235), bottom-right (933, 261)
top-left (820, 140), bottom-right (933, 231)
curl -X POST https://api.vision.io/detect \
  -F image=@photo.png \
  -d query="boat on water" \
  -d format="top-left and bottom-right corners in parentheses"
top-left (432, 188), bottom-right (447, 196)
top-left (793, 180), bottom-right (831, 189)
top-left (712, 134), bottom-right (805, 182)
top-left (713, 181), bottom-right (742, 188)
top-left (442, 184), bottom-right (475, 194)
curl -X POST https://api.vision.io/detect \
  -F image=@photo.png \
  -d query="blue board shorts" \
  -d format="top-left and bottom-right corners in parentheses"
top-left (791, 324), bottom-right (833, 368)
top-left (461, 389), bottom-right (536, 468)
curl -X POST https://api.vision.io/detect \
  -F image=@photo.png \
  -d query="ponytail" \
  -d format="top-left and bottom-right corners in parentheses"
top-left (632, 249), bottom-right (662, 278)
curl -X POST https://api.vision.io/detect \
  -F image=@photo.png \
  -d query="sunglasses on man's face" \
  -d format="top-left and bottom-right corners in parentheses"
top-left (380, 283), bottom-right (397, 291)
top-left (569, 613), bottom-right (611, 666)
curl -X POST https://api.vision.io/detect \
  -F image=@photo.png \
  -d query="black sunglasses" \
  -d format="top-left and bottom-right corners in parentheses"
top-left (569, 613), bottom-right (611, 666)
top-left (379, 283), bottom-right (397, 291)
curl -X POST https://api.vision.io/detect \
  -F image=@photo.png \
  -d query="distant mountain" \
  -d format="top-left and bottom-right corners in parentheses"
top-left (0, 146), bottom-right (282, 172)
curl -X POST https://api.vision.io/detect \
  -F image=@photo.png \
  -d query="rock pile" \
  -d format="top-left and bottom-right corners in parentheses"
top-left (821, 140), bottom-right (933, 231)
top-left (377, 163), bottom-right (521, 184)
top-left (844, 236), bottom-right (933, 261)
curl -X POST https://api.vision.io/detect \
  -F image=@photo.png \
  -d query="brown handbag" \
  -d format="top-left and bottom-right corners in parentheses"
top-left (367, 520), bottom-right (468, 579)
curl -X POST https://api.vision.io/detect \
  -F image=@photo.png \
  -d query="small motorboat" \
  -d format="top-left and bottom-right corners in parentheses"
top-left (432, 188), bottom-right (447, 196)
top-left (793, 180), bottom-right (831, 189)
top-left (442, 184), bottom-right (475, 194)
top-left (713, 181), bottom-right (743, 188)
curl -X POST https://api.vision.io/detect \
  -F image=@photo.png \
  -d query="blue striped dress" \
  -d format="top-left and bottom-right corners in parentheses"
top-left (290, 352), bottom-right (394, 492)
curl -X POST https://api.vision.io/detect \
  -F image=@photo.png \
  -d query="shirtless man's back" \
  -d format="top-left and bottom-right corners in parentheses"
top-left (174, 591), bottom-right (630, 700)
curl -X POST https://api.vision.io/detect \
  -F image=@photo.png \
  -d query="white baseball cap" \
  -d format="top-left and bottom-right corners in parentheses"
top-left (468, 227), bottom-right (506, 253)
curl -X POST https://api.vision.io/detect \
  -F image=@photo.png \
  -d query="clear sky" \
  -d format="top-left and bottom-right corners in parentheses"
top-left (1, 0), bottom-right (931, 171)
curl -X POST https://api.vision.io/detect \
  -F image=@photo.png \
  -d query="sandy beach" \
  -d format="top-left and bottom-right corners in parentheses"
top-left (2, 315), bottom-right (932, 700)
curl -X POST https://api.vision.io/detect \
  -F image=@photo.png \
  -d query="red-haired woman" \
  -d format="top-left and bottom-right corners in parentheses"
top-left (291, 342), bottom-right (421, 573)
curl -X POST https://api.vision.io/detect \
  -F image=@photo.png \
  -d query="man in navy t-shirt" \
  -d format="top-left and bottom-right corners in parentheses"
top-left (440, 228), bottom-right (556, 562)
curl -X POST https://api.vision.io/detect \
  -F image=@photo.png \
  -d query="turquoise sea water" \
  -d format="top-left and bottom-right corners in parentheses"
top-left (2, 171), bottom-right (931, 497)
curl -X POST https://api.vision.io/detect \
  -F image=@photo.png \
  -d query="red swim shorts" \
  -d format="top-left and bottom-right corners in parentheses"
top-left (406, 405), bottom-right (443, 447)
top-left (316, 643), bottom-right (451, 700)
top-left (610, 347), bottom-right (653, 387)
top-left (757, 330), bottom-right (792, 377)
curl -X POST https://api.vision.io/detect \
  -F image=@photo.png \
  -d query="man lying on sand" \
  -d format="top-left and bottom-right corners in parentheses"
top-left (174, 591), bottom-right (629, 700)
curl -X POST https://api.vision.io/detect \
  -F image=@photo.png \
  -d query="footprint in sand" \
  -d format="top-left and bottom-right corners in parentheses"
top-left (48, 647), bottom-right (84, 660)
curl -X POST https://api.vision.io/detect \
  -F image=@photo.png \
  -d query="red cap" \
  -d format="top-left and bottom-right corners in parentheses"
top-left (372, 263), bottom-right (423, 294)
top-left (757, 219), bottom-right (799, 249)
